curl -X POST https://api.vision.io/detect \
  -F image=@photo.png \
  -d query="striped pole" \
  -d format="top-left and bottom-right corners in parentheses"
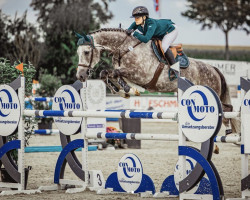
top-left (25, 145), bottom-right (97, 153)
top-left (35, 116), bottom-right (53, 119)
top-left (214, 135), bottom-right (240, 143)
top-left (34, 129), bottom-right (60, 135)
top-left (86, 132), bottom-right (179, 141)
top-left (24, 110), bottom-right (177, 119)
top-left (25, 97), bottom-right (54, 102)
top-left (86, 132), bottom-right (241, 143)
top-left (24, 110), bottom-right (240, 120)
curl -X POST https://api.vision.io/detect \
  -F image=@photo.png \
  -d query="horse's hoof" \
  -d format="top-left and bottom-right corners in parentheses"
top-left (213, 144), bottom-right (219, 154)
top-left (124, 93), bottom-right (130, 99)
top-left (124, 85), bottom-right (130, 93)
top-left (118, 91), bottom-right (130, 99)
top-left (134, 89), bottom-right (140, 96)
top-left (225, 129), bottom-right (232, 135)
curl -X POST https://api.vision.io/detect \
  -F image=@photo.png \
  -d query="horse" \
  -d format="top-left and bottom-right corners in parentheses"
top-left (75, 28), bottom-right (240, 135)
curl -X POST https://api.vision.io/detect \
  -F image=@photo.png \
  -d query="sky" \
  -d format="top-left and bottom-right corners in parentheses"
top-left (1, 0), bottom-right (250, 46)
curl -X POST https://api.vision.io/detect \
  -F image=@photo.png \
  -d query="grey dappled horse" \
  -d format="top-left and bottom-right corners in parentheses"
top-left (75, 28), bottom-right (240, 135)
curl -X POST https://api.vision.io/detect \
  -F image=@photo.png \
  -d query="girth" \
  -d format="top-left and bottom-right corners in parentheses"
top-left (143, 62), bottom-right (166, 91)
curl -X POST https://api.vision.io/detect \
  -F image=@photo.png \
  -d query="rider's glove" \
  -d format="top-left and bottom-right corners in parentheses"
top-left (125, 29), bottom-right (134, 36)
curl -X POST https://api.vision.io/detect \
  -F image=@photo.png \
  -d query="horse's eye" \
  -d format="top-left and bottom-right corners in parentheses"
top-left (84, 51), bottom-right (90, 55)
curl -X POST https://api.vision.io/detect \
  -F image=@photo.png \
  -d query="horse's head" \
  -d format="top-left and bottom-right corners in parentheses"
top-left (76, 32), bottom-right (100, 82)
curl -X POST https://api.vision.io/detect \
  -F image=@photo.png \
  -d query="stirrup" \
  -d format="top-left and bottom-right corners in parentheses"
top-left (169, 68), bottom-right (178, 81)
top-left (168, 62), bottom-right (180, 81)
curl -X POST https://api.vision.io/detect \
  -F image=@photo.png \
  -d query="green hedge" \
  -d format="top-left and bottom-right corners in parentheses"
top-left (0, 58), bottom-right (36, 163)
top-left (0, 58), bottom-right (36, 95)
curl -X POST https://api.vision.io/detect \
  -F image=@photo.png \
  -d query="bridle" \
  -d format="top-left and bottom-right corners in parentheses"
top-left (78, 43), bottom-right (112, 78)
top-left (78, 48), bottom-right (94, 69)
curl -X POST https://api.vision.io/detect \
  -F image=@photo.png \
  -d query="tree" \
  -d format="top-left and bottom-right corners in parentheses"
top-left (8, 11), bottom-right (41, 67)
top-left (0, 10), bottom-right (41, 67)
top-left (182, 0), bottom-right (250, 60)
top-left (30, 0), bottom-right (115, 83)
top-left (0, 10), bottom-right (11, 59)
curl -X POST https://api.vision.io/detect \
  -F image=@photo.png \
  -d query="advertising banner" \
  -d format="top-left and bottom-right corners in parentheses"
top-left (199, 59), bottom-right (250, 85)
top-left (106, 96), bottom-right (178, 112)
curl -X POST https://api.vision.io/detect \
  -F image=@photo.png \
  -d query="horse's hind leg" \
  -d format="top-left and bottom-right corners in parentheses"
top-left (222, 103), bottom-right (234, 135)
top-left (214, 103), bottom-right (240, 154)
top-left (214, 102), bottom-right (233, 155)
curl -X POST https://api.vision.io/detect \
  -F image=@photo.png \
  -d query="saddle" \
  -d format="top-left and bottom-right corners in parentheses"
top-left (152, 39), bottom-right (190, 68)
top-left (143, 39), bottom-right (183, 91)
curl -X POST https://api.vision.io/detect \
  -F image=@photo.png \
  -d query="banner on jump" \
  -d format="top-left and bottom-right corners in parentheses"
top-left (106, 96), bottom-right (178, 112)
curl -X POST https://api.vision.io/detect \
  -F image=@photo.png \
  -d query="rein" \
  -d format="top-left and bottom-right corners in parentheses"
top-left (111, 35), bottom-right (142, 66)
top-left (112, 35), bottom-right (129, 54)
top-left (118, 41), bottom-right (141, 62)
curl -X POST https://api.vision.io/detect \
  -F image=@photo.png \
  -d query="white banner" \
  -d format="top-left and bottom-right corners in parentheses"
top-left (106, 96), bottom-right (178, 112)
top-left (199, 59), bottom-right (250, 85)
top-left (130, 96), bottom-right (178, 111)
top-left (106, 95), bottom-right (240, 112)
top-left (106, 96), bottom-right (130, 110)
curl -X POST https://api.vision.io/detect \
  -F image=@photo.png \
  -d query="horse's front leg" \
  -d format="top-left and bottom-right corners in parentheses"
top-left (113, 69), bottom-right (141, 96)
top-left (100, 69), bottom-right (130, 98)
top-left (100, 69), bottom-right (119, 93)
top-left (113, 69), bottom-right (130, 93)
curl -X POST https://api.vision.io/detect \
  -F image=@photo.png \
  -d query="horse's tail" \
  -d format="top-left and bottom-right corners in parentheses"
top-left (213, 67), bottom-right (241, 134)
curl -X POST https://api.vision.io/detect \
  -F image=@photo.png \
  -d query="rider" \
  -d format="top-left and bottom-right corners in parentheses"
top-left (126, 6), bottom-right (178, 66)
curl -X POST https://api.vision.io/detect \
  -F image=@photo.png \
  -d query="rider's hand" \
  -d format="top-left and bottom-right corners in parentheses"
top-left (125, 29), bottom-right (134, 36)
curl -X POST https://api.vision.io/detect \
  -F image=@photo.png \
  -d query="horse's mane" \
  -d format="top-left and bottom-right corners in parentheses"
top-left (90, 28), bottom-right (126, 35)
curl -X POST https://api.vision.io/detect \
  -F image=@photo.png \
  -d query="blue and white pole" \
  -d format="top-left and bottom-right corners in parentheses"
top-left (86, 132), bottom-right (179, 141)
top-left (34, 129), bottom-right (60, 135)
top-left (23, 110), bottom-right (178, 119)
top-left (25, 97), bottom-right (54, 102)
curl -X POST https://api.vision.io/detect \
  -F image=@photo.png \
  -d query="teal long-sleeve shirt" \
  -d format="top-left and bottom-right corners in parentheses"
top-left (128, 18), bottom-right (175, 43)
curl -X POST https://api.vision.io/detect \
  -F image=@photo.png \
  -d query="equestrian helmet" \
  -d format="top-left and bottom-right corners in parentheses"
top-left (131, 6), bottom-right (149, 18)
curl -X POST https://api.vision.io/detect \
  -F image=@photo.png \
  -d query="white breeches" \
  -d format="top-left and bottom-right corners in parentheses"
top-left (162, 25), bottom-right (178, 53)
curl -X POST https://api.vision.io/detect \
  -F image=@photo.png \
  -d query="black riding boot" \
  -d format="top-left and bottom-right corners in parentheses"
top-left (164, 48), bottom-right (176, 65)
top-left (164, 48), bottom-right (178, 80)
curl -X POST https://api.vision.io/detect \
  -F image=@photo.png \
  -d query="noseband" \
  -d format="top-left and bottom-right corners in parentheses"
top-left (78, 48), bottom-right (94, 77)
top-left (78, 48), bottom-right (94, 69)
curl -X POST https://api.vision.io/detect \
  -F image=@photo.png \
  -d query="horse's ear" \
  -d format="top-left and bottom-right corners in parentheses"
top-left (82, 32), bottom-right (91, 42)
top-left (74, 31), bottom-right (83, 38)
